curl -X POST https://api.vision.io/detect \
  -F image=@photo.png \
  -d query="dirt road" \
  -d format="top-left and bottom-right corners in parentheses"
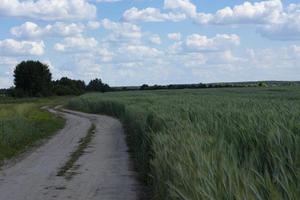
top-left (0, 108), bottom-right (139, 200)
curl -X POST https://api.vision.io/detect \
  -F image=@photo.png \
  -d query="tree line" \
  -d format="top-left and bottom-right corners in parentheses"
top-left (3, 60), bottom-right (299, 97)
top-left (138, 81), bottom-right (300, 91)
top-left (9, 60), bottom-right (111, 97)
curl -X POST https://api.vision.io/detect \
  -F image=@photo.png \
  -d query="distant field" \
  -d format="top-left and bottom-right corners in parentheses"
top-left (68, 87), bottom-right (300, 200)
top-left (0, 97), bottom-right (67, 165)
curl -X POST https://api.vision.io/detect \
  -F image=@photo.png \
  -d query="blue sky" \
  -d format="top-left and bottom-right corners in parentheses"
top-left (0, 0), bottom-right (300, 88)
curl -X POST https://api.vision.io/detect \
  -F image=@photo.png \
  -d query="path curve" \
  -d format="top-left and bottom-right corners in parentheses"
top-left (0, 108), bottom-right (139, 200)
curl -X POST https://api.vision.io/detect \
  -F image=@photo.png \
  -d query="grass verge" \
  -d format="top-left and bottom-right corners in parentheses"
top-left (0, 96), bottom-right (69, 166)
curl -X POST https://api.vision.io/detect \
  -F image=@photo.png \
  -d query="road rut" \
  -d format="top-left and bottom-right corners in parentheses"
top-left (0, 108), bottom-right (139, 200)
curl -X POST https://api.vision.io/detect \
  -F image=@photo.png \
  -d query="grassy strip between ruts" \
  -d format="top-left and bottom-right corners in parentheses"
top-left (67, 87), bottom-right (300, 200)
top-left (57, 123), bottom-right (96, 179)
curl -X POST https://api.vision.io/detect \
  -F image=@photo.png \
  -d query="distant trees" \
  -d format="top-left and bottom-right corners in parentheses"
top-left (258, 82), bottom-right (268, 87)
top-left (13, 61), bottom-right (52, 97)
top-left (86, 78), bottom-right (110, 92)
top-left (140, 84), bottom-right (149, 90)
top-left (52, 77), bottom-right (86, 96)
top-left (140, 83), bottom-right (208, 91)
top-left (10, 60), bottom-right (111, 98)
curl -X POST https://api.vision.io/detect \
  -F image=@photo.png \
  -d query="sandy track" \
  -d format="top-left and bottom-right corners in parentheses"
top-left (0, 108), bottom-right (139, 200)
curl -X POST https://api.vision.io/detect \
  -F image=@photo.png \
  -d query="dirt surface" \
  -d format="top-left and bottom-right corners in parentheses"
top-left (0, 108), bottom-right (140, 200)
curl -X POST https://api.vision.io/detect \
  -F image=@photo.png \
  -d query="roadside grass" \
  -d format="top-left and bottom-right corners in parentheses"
top-left (67, 87), bottom-right (300, 200)
top-left (0, 96), bottom-right (69, 165)
top-left (57, 123), bottom-right (96, 179)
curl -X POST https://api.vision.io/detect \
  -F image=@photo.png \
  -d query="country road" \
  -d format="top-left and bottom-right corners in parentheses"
top-left (0, 108), bottom-right (140, 200)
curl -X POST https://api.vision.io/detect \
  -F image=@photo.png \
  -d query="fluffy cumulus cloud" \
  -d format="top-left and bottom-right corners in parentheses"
top-left (123, 0), bottom-right (300, 41)
top-left (54, 36), bottom-right (98, 52)
top-left (193, 0), bottom-right (300, 40)
top-left (184, 34), bottom-right (240, 52)
top-left (164, 0), bottom-right (197, 17)
top-left (101, 19), bottom-right (142, 41)
top-left (195, 0), bottom-right (283, 25)
top-left (258, 3), bottom-right (300, 40)
top-left (123, 7), bottom-right (186, 22)
top-left (0, 0), bottom-right (96, 21)
top-left (245, 45), bottom-right (300, 69)
top-left (124, 0), bottom-right (284, 24)
top-left (165, 33), bottom-right (244, 75)
top-left (96, 48), bottom-right (115, 62)
top-left (87, 21), bottom-right (101, 30)
top-left (118, 45), bottom-right (162, 59)
top-left (0, 39), bottom-right (45, 56)
top-left (11, 22), bottom-right (85, 38)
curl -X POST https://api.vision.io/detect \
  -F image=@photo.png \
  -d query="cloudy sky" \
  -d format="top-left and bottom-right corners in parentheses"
top-left (0, 0), bottom-right (299, 88)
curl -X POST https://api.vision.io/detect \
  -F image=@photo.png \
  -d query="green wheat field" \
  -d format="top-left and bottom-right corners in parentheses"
top-left (67, 87), bottom-right (300, 200)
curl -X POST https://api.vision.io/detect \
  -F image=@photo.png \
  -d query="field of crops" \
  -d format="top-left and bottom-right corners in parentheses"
top-left (0, 97), bottom-right (66, 165)
top-left (68, 87), bottom-right (300, 200)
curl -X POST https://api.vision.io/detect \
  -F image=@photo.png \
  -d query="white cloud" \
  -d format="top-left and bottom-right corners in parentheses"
top-left (196, 0), bottom-right (283, 25)
top-left (95, 48), bottom-right (114, 62)
top-left (189, 0), bottom-right (300, 41)
top-left (196, 0), bottom-right (300, 40)
top-left (87, 21), bottom-right (101, 30)
top-left (149, 35), bottom-right (161, 45)
top-left (0, 0), bottom-right (96, 21)
top-left (118, 45), bottom-right (162, 59)
top-left (207, 50), bottom-right (244, 65)
top-left (258, 3), bottom-right (300, 40)
top-left (0, 57), bottom-right (18, 67)
top-left (0, 39), bottom-right (45, 56)
top-left (11, 22), bottom-right (85, 39)
top-left (101, 19), bottom-right (142, 41)
top-left (74, 55), bottom-right (102, 78)
top-left (0, 57), bottom-right (18, 87)
top-left (123, 0), bottom-right (283, 25)
top-left (168, 33), bottom-right (181, 41)
top-left (122, 0), bottom-right (300, 41)
top-left (180, 53), bottom-right (207, 67)
top-left (245, 45), bottom-right (300, 69)
top-left (184, 34), bottom-right (240, 52)
top-left (164, 0), bottom-right (197, 17)
top-left (0, 77), bottom-right (12, 88)
top-left (54, 36), bottom-right (98, 52)
top-left (123, 7), bottom-right (186, 22)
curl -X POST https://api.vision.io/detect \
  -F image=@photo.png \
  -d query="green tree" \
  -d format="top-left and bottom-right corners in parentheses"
top-left (52, 77), bottom-right (86, 96)
top-left (140, 84), bottom-right (149, 90)
top-left (14, 60), bottom-right (52, 97)
top-left (258, 82), bottom-right (268, 87)
top-left (87, 78), bottom-right (110, 92)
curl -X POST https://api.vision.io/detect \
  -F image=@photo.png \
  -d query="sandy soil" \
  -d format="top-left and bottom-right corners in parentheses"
top-left (0, 108), bottom-right (139, 200)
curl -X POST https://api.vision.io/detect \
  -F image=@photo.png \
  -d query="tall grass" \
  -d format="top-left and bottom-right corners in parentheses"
top-left (68, 87), bottom-right (300, 200)
top-left (0, 98), bottom-right (66, 164)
